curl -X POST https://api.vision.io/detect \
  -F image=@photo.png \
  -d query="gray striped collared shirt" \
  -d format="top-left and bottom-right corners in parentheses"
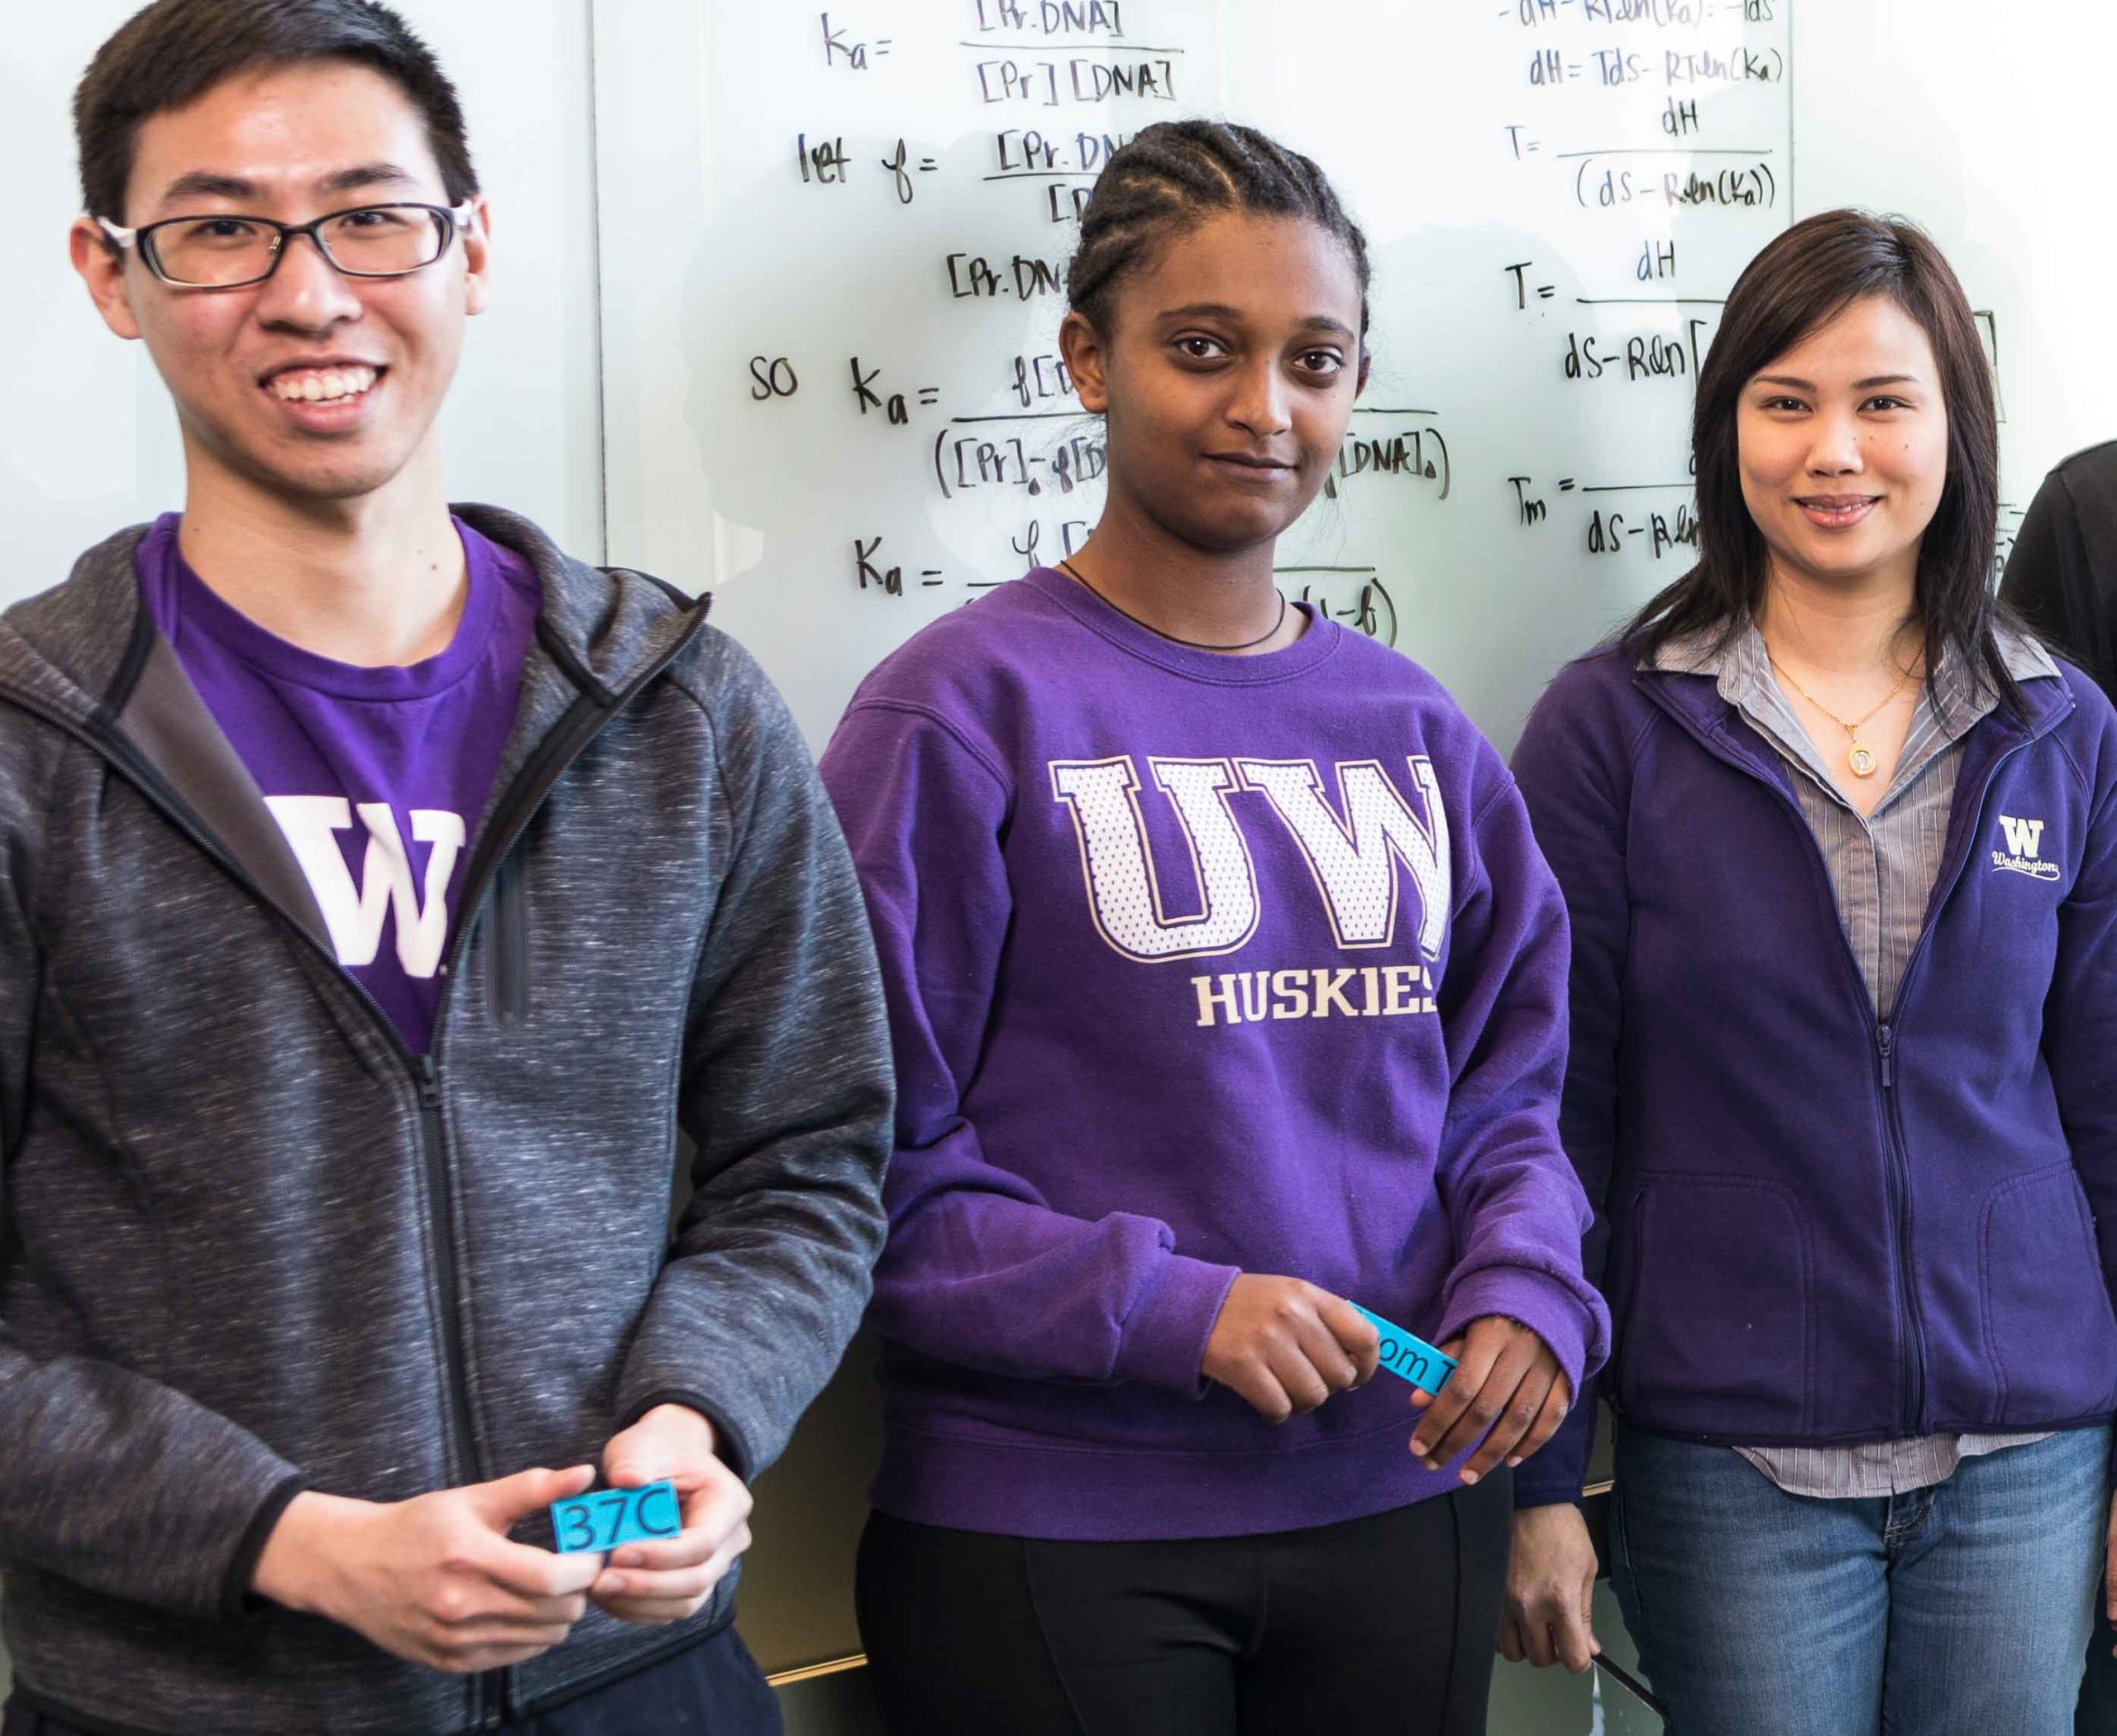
top-left (1652, 619), bottom-right (2060, 1499)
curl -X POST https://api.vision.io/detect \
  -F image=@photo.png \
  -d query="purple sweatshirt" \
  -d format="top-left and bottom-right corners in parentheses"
top-left (819, 567), bottom-right (1609, 1540)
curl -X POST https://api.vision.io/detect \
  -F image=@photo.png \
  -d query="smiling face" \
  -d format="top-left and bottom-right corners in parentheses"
top-left (1061, 211), bottom-right (1366, 556)
top-left (1736, 293), bottom-right (1950, 595)
top-left (70, 57), bottom-right (488, 508)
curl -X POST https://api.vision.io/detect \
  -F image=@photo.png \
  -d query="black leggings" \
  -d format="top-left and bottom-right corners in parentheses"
top-left (855, 1475), bottom-right (1512, 1736)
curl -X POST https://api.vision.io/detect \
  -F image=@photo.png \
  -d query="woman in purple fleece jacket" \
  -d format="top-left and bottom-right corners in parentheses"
top-left (819, 121), bottom-right (1608, 1736)
top-left (1510, 211), bottom-right (2117, 1735)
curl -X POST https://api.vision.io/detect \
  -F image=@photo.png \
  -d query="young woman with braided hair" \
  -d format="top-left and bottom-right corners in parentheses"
top-left (820, 120), bottom-right (1607, 1734)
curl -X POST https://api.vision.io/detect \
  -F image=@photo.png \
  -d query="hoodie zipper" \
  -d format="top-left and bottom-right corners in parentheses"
top-left (0, 601), bottom-right (709, 1728)
top-left (1636, 677), bottom-right (2056, 1437)
top-left (420, 682), bottom-right (643, 1726)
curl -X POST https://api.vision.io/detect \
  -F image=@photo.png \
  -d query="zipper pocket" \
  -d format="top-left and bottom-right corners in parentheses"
top-left (1607, 1185), bottom-right (1651, 1408)
top-left (490, 858), bottom-right (529, 1028)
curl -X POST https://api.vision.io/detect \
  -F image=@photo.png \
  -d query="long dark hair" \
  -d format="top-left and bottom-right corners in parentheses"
top-left (1626, 209), bottom-right (2016, 710)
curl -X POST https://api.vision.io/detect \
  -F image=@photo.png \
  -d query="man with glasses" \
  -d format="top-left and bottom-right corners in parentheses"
top-left (0, 1), bottom-right (892, 1731)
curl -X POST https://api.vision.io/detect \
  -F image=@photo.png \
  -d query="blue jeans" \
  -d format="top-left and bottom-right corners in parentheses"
top-left (1611, 1419), bottom-right (2109, 1736)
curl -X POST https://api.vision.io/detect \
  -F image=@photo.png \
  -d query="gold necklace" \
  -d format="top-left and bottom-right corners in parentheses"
top-left (1765, 651), bottom-right (1913, 780)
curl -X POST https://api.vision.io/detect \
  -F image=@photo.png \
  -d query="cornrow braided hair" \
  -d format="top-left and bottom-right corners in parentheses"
top-left (1067, 119), bottom-right (1371, 339)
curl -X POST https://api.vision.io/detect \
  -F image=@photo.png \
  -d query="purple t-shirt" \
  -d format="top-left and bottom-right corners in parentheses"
top-left (137, 513), bottom-right (539, 1053)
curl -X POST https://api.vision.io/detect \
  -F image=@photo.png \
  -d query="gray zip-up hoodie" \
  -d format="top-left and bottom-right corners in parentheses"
top-left (0, 506), bottom-right (892, 1735)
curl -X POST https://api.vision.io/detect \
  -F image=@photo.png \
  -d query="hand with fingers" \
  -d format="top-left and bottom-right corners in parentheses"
top-left (1201, 1275), bottom-right (1382, 1423)
top-left (1501, 1502), bottom-right (1601, 1672)
top-left (590, 1404), bottom-right (754, 1626)
top-left (1406, 1314), bottom-right (1571, 1485)
top-left (251, 1466), bottom-right (603, 1673)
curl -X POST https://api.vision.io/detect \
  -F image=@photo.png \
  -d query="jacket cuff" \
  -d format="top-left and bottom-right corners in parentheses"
top-left (618, 1389), bottom-right (756, 1484)
top-left (1510, 1452), bottom-right (1588, 1509)
top-left (1109, 1254), bottom-right (1241, 1399)
top-left (218, 1471), bottom-right (312, 1620)
top-left (1510, 1371), bottom-right (1602, 1508)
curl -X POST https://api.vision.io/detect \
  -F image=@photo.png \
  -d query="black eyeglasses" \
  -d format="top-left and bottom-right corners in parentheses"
top-left (98, 201), bottom-right (477, 289)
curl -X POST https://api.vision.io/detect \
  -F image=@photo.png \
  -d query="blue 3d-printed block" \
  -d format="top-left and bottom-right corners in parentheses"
top-left (1353, 1304), bottom-right (1457, 1394)
top-left (551, 1480), bottom-right (684, 1554)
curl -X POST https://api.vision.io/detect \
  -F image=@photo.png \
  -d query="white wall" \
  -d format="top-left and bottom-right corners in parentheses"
top-left (1791, 0), bottom-right (2117, 540)
top-left (0, 0), bottom-right (604, 593)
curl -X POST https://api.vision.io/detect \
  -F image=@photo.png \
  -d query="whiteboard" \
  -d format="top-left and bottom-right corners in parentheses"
top-left (593, 0), bottom-right (1794, 751)
top-left (588, 9), bottom-right (1796, 1676)
top-left (595, 0), bottom-right (2117, 762)
top-left (1789, 1), bottom-right (2117, 585)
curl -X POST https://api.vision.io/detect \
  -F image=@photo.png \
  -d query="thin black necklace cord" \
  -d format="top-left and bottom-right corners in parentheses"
top-left (1055, 558), bottom-right (1288, 653)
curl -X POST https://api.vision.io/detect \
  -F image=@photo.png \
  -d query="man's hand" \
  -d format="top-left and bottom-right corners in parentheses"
top-left (252, 1466), bottom-right (601, 1673)
top-left (1502, 1503), bottom-right (1601, 1671)
top-left (1201, 1275), bottom-right (1381, 1423)
top-left (1407, 1315), bottom-right (1570, 1484)
top-left (591, 1404), bottom-right (753, 1625)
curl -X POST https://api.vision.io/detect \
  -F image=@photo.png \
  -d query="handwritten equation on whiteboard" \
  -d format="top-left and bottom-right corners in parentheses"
top-left (1489, 0), bottom-right (1790, 567)
top-left (725, 3), bottom-right (1448, 646)
top-left (719, 0), bottom-right (1794, 651)
top-left (595, 0), bottom-right (1804, 767)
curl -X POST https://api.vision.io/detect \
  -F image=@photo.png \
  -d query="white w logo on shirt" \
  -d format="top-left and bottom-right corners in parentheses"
top-left (265, 796), bottom-right (467, 978)
top-left (1999, 815), bottom-right (2046, 858)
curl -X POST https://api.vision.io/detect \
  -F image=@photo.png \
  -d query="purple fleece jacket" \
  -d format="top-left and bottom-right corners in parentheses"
top-left (1511, 642), bottom-right (2117, 1507)
top-left (819, 567), bottom-right (1608, 1540)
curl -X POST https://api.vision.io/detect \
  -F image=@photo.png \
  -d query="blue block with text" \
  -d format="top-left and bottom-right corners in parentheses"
top-left (550, 1480), bottom-right (684, 1554)
top-left (1353, 1305), bottom-right (1457, 1394)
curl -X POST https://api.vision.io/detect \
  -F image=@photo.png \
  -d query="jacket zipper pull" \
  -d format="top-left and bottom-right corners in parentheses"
top-left (1876, 1023), bottom-right (1895, 1089)
top-left (417, 1055), bottom-right (442, 1108)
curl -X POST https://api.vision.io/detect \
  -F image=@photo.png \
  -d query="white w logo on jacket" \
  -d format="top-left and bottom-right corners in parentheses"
top-left (2000, 815), bottom-right (2046, 858)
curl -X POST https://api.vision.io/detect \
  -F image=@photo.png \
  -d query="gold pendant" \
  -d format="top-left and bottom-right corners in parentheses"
top-left (1848, 743), bottom-right (1878, 778)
